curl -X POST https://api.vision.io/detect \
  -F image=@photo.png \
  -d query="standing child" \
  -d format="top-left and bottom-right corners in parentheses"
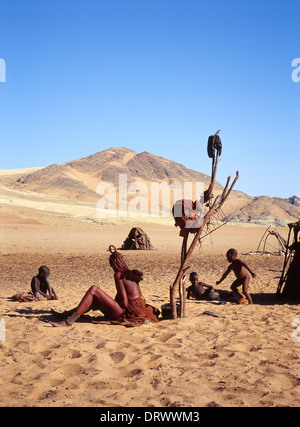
top-left (216, 248), bottom-right (256, 304)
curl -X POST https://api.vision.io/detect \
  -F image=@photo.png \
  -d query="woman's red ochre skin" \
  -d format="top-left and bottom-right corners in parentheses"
top-left (50, 245), bottom-right (159, 327)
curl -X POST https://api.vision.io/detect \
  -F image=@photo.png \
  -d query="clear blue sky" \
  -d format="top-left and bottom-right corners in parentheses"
top-left (0, 0), bottom-right (299, 198)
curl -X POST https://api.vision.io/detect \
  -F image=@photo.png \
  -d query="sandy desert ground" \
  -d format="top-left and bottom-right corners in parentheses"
top-left (1, 205), bottom-right (300, 408)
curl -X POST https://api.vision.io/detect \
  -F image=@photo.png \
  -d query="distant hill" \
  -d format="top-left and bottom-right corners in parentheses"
top-left (12, 147), bottom-right (214, 198)
top-left (224, 196), bottom-right (300, 227)
top-left (1, 147), bottom-right (299, 226)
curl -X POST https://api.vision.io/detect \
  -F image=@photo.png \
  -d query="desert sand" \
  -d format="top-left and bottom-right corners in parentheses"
top-left (1, 205), bottom-right (300, 408)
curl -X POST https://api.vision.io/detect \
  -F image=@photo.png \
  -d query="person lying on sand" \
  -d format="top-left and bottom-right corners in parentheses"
top-left (187, 272), bottom-right (220, 301)
top-left (50, 246), bottom-right (160, 327)
top-left (216, 248), bottom-right (255, 304)
top-left (12, 265), bottom-right (58, 302)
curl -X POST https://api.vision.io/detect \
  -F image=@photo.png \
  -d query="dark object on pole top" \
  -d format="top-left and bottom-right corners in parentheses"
top-left (207, 129), bottom-right (222, 159)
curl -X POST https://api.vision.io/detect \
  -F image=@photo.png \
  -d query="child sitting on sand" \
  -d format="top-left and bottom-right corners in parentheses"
top-left (12, 265), bottom-right (58, 302)
top-left (31, 266), bottom-right (58, 301)
top-left (187, 272), bottom-right (219, 301)
top-left (216, 248), bottom-right (256, 304)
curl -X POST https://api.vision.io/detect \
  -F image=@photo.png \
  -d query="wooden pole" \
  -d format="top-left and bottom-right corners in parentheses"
top-left (179, 276), bottom-right (183, 318)
top-left (181, 235), bottom-right (188, 264)
top-left (170, 170), bottom-right (239, 319)
top-left (179, 274), bottom-right (187, 318)
top-left (276, 225), bottom-right (292, 297)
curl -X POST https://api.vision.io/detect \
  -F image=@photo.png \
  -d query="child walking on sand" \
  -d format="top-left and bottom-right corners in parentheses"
top-left (216, 248), bottom-right (256, 304)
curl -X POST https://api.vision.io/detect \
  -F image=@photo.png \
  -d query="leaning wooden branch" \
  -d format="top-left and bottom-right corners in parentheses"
top-left (170, 170), bottom-right (239, 319)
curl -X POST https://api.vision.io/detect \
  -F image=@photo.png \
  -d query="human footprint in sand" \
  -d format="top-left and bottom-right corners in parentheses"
top-left (216, 248), bottom-right (256, 304)
top-left (50, 245), bottom-right (160, 327)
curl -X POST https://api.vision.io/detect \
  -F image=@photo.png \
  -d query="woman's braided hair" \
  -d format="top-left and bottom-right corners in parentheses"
top-left (108, 245), bottom-right (143, 283)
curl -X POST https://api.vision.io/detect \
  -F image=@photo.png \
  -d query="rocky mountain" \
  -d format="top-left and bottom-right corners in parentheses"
top-left (3, 147), bottom-right (300, 226)
top-left (282, 196), bottom-right (300, 207)
top-left (224, 195), bottom-right (300, 227)
top-left (13, 147), bottom-right (214, 198)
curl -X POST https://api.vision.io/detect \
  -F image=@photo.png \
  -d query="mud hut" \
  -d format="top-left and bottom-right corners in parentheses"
top-left (121, 227), bottom-right (154, 250)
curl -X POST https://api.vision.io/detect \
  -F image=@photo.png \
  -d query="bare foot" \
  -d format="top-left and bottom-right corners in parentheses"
top-left (49, 320), bottom-right (69, 327)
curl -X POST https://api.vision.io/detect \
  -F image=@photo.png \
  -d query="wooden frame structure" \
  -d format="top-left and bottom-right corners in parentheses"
top-left (170, 130), bottom-right (239, 319)
top-left (254, 226), bottom-right (286, 255)
top-left (276, 220), bottom-right (300, 298)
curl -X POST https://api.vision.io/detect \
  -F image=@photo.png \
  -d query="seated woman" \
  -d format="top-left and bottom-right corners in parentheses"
top-left (50, 245), bottom-right (160, 327)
